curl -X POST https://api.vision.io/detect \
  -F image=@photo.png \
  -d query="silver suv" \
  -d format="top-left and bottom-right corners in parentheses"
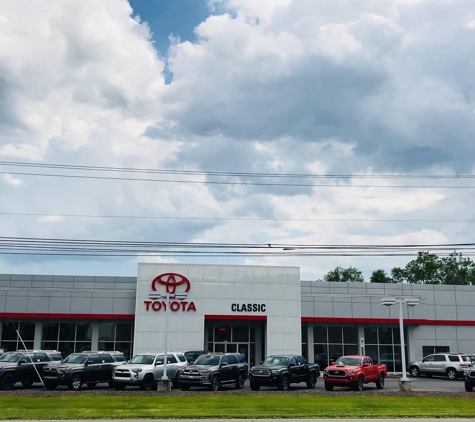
top-left (409, 353), bottom-right (472, 380)
top-left (112, 352), bottom-right (187, 390)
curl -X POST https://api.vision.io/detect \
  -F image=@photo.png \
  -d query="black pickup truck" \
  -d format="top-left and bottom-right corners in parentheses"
top-left (249, 355), bottom-right (319, 391)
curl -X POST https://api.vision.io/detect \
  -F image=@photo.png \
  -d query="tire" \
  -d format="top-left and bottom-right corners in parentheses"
top-left (181, 384), bottom-right (191, 391)
top-left (21, 381), bottom-right (33, 388)
top-left (86, 382), bottom-right (97, 389)
top-left (306, 372), bottom-right (316, 389)
top-left (465, 383), bottom-right (473, 392)
top-left (278, 376), bottom-right (290, 391)
top-left (409, 366), bottom-right (420, 377)
top-left (250, 381), bottom-right (260, 391)
top-left (235, 372), bottom-right (245, 389)
top-left (0, 373), bottom-right (16, 390)
top-left (140, 375), bottom-right (154, 391)
top-left (209, 375), bottom-right (220, 392)
top-left (172, 371), bottom-right (182, 389)
top-left (353, 376), bottom-right (364, 391)
top-left (324, 382), bottom-right (334, 391)
top-left (114, 383), bottom-right (126, 390)
top-left (68, 374), bottom-right (83, 391)
top-left (446, 368), bottom-right (457, 380)
top-left (44, 382), bottom-right (57, 390)
top-left (376, 373), bottom-right (384, 389)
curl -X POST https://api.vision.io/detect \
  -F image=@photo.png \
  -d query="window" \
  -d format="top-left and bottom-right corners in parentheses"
top-left (221, 356), bottom-right (229, 364)
top-left (101, 354), bottom-right (113, 363)
top-left (296, 356), bottom-right (305, 366)
top-left (433, 355), bottom-right (446, 362)
top-left (1, 321), bottom-right (35, 351)
top-left (88, 355), bottom-right (101, 364)
top-left (34, 353), bottom-right (48, 362)
top-left (312, 325), bottom-right (358, 369)
top-left (167, 354), bottom-right (177, 364)
top-left (98, 322), bottom-right (134, 360)
top-left (177, 354), bottom-right (186, 362)
top-left (227, 355), bottom-right (237, 364)
top-left (422, 346), bottom-right (449, 357)
top-left (42, 322), bottom-right (92, 358)
top-left (422, 355), bottom-right (434, 363)
top-left (448, 355), bottom-right (460, 362)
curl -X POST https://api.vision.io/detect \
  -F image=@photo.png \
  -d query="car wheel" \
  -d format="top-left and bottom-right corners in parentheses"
top-left (278, 376), bottom-right (290, 391)
top-left (235, 372), bottom-right (245, 389)
top-left (306, 372), bottom-right (316, 389)
top-left (0, 373), bottom-right (15, 390)
top-left (376, 373), bottom-right (384, 389)
top-left (324, 382), bottom-right (334, 391)
top-left (140, 375), bottom-right (154, 391)
top-left (21, 381), bottom-right (33, 388)
top-left (465, 383), bottom-right (473, 392)
top-left (181, 384), bottom-right (191, 391)
top-left (209, 375), bottom-right (220, 391)
top-left (250, 381), bottom-right (260, 391)
top-left (44, 382), bottom-right (57, 390)
top-left (86, 382), bottom-right (97, 389)
top-left (68, 374), bottom-right (83, 391)
top-left (114, 383), bottom-right (126, 390)
top-left (446, 368), bottom-right (457, 380)
top-left (172, 371), bottom-right (182, 389)
top-left (409, 366), bottom-right (420, 377)
top-left (353, 376), bottom-right (364, 391)
top-left (108, 381), bottom-right (115, 388)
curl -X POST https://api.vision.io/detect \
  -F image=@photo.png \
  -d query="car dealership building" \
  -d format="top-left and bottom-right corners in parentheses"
top-left (1, 263), bottom-right (474, 371)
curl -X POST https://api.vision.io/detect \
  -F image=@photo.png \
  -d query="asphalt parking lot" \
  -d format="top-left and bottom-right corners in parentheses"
top-left (2, 374), bottom-right (471, 394)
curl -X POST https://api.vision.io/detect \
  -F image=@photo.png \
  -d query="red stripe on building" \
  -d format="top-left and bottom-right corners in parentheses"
top-left (205, 315), bottom-right (267, 321)
top-left (301, 317), bottom-right (475, 326)
top-left (0, 313), bottom-right (134, 320)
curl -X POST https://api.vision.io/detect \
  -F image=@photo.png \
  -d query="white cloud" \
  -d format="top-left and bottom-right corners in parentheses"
top-left (3, 174), bottom-right (22, 186)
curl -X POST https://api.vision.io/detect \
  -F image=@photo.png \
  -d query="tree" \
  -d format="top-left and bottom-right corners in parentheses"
top-left (370, 269), bottom-right (391, 283)
top-left (323, 266), bottom-right (364, 282)
top-left (439, 252), bottom-right (475, 285)
top-left (390, 251), bottom-right (441, 284)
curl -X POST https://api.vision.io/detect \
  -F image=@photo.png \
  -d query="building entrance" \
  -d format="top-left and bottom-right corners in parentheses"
top-left (205, 320), bottom-right (265, 367)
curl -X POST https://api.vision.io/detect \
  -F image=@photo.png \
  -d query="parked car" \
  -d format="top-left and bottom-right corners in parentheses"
top-left (323, 355), bottom-right (387, 391)
top-left (409, 352), bottom-right (472, 380)
top-left (112, 352), bottom-right (187, 390)
top-left (179, 352), bottom-right (248, 391)
top-left (184, 350), bottom-right (209, 365)
top-left (0, 349), bottom-right (63, 390)
top-left (249, 355), bottom-right (319, 391)
top-left (42, 351), bottom-right (125, 390)
top-left (464, 366), bottom-right (475, 392)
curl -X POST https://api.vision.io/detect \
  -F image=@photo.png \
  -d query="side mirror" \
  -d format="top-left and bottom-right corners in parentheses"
top-left (155, 361), bottom-right (163, 366)
top-left (221, 362), bottom-right (228, 367)
top-left (86, 360), bottom-right (94, 365)
top-left (189, 360), bottom-right (195, 365)
top-left (20, 358), bottom-right (28, 364)
top-left (363, 362), bottom-right (369, 367)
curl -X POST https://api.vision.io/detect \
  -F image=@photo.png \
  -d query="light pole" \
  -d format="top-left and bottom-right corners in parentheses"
top-left (381, 297), bottom-right (419, 391)
top-left (157, 292), bottom-right (172, 392)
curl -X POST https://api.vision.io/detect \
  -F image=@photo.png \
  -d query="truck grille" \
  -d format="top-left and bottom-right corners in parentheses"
top-left (182, 369), bottom-right (200, 376)
top-left (328, 370), bottom-right (347, 377)
top-left (114, 369), bottom-right (131, 378)
top-left (252, 369), bottom-right (271, 377)
top-left (43, 367), bottom-right (58, 376)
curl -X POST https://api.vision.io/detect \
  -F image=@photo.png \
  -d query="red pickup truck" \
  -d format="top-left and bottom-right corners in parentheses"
top-left (323, 355), bottom-right (387, 391)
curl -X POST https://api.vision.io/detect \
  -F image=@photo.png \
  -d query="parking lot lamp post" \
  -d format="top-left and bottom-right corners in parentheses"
top-left (158, 292), bottom-right (172, 392)
top-left (381, 297), bottom-right (419, 391)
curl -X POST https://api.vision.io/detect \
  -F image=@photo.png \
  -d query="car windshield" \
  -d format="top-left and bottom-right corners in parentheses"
top-left (335, 357), bottom-right (361, 366)
top-left (129, 354), bottom-right (156, 365)
top-left (63, 354), bottom-right (87, 364)
top-left (0, 352), bottom-right (21, 362)
top-left (462, 356), bottom-right (471, 362)
top-left (263, 356), bottom-right (289, 366)
top-left (194, 355), bottom-right (220, 366)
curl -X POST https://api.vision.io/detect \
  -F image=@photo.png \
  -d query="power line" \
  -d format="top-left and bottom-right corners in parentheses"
top-left (0, 211), bottom-right (473, 222)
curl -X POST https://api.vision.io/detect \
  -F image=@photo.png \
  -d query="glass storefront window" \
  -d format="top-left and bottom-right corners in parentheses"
top-left (343, 327), bottom-right (357, 344)
top-left (313, 326), bottom-right (327, 343)
top-left (1, 321), bottom-right (35, 351)
top-left (378, 327), bottom-right (393, 344)
top-left (215, 325), bottom-right (231, 342)
top-left (328, 327), bottom-right (342, 343)
top-left (233, 325), bottom-right (248, 342)
top-left (364, 327), bottom-right (378, 344)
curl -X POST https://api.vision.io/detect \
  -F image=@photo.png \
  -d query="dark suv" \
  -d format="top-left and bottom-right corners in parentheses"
top-left (42, 351), bottom-right (126, 390)
top-left (179, 353), bottom-right (248, 391)
top-left (184, 350), bottom-right (209, 365)
top-left (0, 350), bottom-right (63, 390)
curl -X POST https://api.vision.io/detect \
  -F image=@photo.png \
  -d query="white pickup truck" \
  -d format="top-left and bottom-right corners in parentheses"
top-left (112, 352), bottom-right (188, 390)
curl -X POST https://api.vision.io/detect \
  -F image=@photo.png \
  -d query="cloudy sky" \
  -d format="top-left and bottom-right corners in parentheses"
top-left (0, 0), bottom-right (474, 280)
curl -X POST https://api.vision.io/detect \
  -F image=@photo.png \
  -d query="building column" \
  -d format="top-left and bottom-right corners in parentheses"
top-left (358, 325), bottom-right (365, 356)
top-left (307, 324), bottom-right (314, 363)
top-left (91, 323), bottom-right (99, 351)
top-left (34, 321), bottom-right (43, 350)
top-left (254, 323), bottom-right (262, 367)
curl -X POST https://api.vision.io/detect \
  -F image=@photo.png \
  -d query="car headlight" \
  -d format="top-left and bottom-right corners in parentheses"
top-left (271, 369), bottom-right (281, 374)
top-left (323, 369), bottom-right (328, 373)
top-left (347, 370), bottom-right (357, 375)
top-left (131, 368), bottom-right (143, 373)
top-left (58, 367), bottom-right (72, 373)
top-left (199, 369), bottom-right (209, 374)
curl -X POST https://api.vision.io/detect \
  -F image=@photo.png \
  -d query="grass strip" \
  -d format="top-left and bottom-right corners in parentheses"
top-left (1, 395), bottom-right (475, 419)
